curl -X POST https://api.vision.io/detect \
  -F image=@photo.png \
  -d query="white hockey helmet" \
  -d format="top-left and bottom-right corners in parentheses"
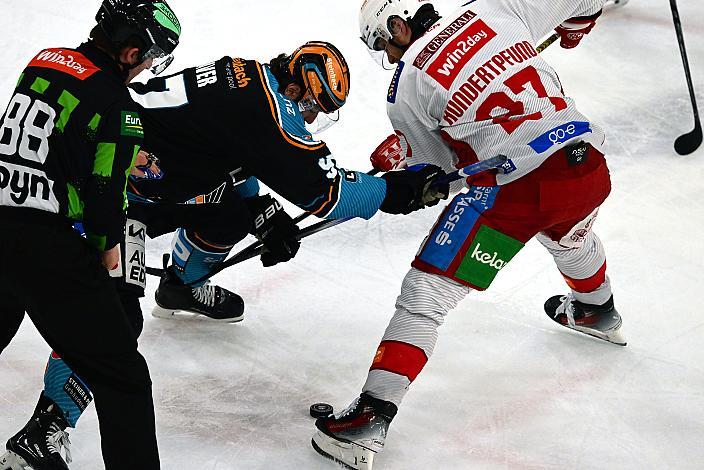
top-left (359, 0), bottom-right (434, 51)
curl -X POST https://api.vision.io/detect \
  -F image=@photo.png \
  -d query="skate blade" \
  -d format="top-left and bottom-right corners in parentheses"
top-left (0, 451), bottom-right (30, 470)
top-left (311, 431), bottom-right (375, 470)
top-left (151, 305), bottom-right (244, 323)
top-left (565, 324), bottom-right (627, 346)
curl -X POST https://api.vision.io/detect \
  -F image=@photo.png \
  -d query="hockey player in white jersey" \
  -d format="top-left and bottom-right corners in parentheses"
top-left (311, 0), bottom-right (624, 468)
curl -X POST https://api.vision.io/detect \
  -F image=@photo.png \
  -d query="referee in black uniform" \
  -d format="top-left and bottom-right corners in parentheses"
top-left (0, 1), bottom-right (180, 469)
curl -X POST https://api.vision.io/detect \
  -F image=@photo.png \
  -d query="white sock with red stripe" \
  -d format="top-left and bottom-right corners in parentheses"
top-left (362, 268), bottom-right (470, 406)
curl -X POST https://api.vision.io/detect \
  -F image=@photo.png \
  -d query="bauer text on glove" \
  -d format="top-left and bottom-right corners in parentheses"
top-left (245, 195), bottom-right (301, 267)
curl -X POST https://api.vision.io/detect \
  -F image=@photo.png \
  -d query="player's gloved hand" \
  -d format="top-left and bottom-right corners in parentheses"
top-left (245, 195), bottom-right (300, 267)
top-left (555, 11), bottom-right (602, 49)
top-left (379, 164), bottom-right (449, 215)
top-left (370, 133), bottom-right (406, 171)
top-left (130, 150), bottom-right (164, 180)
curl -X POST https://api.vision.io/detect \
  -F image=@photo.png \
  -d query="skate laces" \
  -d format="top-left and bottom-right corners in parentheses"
top-left (45, 423), bottom-right (72, 464)
top-left (193, 282), bottom-right (217, 307)
top-left (555, 294), bottom-right (577, 326)
top-left (334, 396), bottom-right (362, 420)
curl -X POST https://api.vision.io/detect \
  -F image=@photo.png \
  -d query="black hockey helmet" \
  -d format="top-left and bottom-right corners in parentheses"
top-left (95, 0), bottom-right (181, 75)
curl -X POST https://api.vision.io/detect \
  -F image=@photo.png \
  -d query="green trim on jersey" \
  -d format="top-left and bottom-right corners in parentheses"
top-left (17, 73), bottom-right (24, 88)
top-left (66, 183), bottom-right (84, 220)
top-left (56, 90), bottom-right (80, 133)
top-left (88, 113), bottom-right (102, 132)
top-left (30, 77), bottom-right (51, 95)
top-left (86, 233), bottom-right (107, 251)
top-left (87, 113), bottom-right (102, 142)
top-left (94, 143), bottom-right (116, 177)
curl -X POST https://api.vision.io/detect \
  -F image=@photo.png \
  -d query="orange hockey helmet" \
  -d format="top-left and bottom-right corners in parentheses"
top-left (288, 41), bottom-right (350, 114)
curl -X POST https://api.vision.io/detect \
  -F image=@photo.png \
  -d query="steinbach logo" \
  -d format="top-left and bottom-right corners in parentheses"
top-left (427, 19), bottom-right (497, 90)
top-left (414, 10), bottom-right (477, 70)
top-left (230, 58), bottom-right (251, 88)
top-left (28, 49), bottom-right (99, 80)
top-left (326, 57), bottom-right (338, 91)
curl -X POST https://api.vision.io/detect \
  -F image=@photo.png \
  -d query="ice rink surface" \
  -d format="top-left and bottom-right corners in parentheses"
top-left (1, 0), bottom-right (703, 468)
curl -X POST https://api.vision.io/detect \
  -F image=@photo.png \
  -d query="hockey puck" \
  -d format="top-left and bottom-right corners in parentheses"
top-left (309, 402), bottom-right (334, 418)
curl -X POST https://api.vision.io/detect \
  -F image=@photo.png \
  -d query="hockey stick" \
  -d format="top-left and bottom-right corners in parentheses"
top-left (208, 155), bottom-right (509, 270)
top-left (144, 169), bottom-right (381, 280)
top-left (536, 33), bottom-right (559, 54)
top-left (669, 0), bottom-right (702, 155)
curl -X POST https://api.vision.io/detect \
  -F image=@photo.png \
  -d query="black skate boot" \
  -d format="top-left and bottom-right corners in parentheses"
top-left (152, 267), bottom-right (244, 322)
top-left (544, 294), bottom-right (626, 345)
top-left (0, 393), bottom-right (71, 470)
top-left (312, 393), bottom-right (397, 470)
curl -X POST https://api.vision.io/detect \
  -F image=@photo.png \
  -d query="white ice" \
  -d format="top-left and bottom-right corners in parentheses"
top-left (1, 0), bottom-right (703, 468)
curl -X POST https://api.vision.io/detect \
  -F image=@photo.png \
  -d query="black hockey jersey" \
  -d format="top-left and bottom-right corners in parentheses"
top-left (128, 56), bottom-right (387, 220)
top-left (0, 43), bottom-right (143, 250)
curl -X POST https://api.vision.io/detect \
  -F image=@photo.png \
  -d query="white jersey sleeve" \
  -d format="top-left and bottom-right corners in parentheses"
top-left (386, 0), bottom-right (607, 186)
top-left (506, 0), bottom-right (605, 43)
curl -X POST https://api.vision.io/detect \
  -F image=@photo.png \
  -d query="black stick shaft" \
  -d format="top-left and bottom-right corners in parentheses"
top-left (670, 0), bottom-right (700, 122)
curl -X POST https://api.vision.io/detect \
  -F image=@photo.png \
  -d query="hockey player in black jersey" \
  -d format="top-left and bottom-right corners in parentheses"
top-left (0, 1), bottom-right (181, 469)
top-left (123, 41), bottom-right (453, 322)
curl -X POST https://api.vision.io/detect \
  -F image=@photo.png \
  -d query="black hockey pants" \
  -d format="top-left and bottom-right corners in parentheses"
top-left (0, 209), bottom-right (160, 470)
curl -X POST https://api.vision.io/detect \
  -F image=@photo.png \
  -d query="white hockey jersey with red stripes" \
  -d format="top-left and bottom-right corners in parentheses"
top-left (387, 0), bottom-right (606, 185)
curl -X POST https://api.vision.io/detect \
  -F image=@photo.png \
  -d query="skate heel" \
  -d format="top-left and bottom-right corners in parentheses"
top-left (312, 432), bottom-right (374, 470)
top-left (0, 451), bottom-right (29, 470)
top-left (151, 304), bottom-right (178, 319)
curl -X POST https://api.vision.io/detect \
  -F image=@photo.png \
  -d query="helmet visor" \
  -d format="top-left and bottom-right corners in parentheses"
top-left (304, 111), bottom-right (340, 135)
top-left (298, 94), bottom-right (323, 114)
top-left (361, 24), bottom-right (391, 51)
top-left (142, 44), bottom-right (174, 76)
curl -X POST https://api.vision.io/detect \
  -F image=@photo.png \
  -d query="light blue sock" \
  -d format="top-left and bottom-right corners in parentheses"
top-left (170, 228), bottom-right (231, 287)
top-left (43, 352), bottom-right (93, 427)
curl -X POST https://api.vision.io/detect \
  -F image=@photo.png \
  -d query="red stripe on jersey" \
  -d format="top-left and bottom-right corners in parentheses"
top-left (370, 340), bottom-right (428, 382)
top-left (440, 131), bottom-right (498, 186)
top-left (28, 49), bottom-right (100, 80)
top-left (562, 261), bottom-right (607, 293)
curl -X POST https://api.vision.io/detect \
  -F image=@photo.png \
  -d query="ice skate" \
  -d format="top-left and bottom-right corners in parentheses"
top-left (544, 294), bottom-right (626, 346)
top-left (311, 393), bottom-right (397, 470)
top-left (1, 394), bottom-right (71, 470)
top-left (152, 267), bottom-right (244, 322)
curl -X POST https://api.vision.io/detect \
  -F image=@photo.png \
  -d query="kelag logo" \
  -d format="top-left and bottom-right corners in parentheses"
top-left (528, 121), bottom-right (592, 153)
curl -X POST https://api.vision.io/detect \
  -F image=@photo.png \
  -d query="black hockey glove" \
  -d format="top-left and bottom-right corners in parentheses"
top-left (245, 195), bottom-right (301, 267)
top-left (379, 164), bottom-right (449, 215)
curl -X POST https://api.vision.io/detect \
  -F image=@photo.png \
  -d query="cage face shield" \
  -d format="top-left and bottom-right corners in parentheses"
top-left (298, 92), bottom-right (340, 134)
